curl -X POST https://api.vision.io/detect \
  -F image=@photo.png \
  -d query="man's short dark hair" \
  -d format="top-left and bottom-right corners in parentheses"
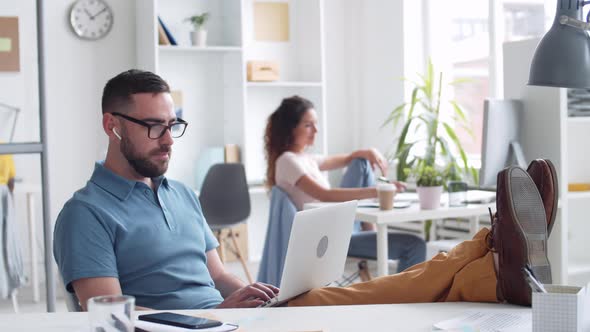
top-left (101, 69), bottom-right (170, 114)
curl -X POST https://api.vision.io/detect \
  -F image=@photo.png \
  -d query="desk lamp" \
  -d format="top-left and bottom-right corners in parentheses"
top-left (529, 0), bottom-right (590, 88)
top-left (0, 102), bottom-right (20, 142)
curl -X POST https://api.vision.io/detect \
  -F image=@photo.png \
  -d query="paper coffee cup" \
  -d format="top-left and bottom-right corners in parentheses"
top-left (377, 183), bottom-right (396, 210)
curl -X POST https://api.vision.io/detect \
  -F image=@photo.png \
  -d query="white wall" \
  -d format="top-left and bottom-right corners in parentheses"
top-left (0, 0), bottom-right (138, 295)
top-left (324, 0), bottom-right (356, 157)
top-left (356, 1), bottom-right (405, 159)
top-left (324, 0), bottom-right (406, 182)
top-left (43, 0), bottom-right (137, 223)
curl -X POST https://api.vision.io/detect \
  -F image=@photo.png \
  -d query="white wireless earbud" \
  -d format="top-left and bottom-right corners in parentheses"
top-left (113, 128), bottom-right (122, 140)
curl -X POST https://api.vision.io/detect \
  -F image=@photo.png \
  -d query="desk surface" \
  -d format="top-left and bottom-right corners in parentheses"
top-left (356, 202), bottom-right (495, 224)
top-left (0, 302), bottom-right (530, 332)
top-left (305, 201), bottom-right (495, 224)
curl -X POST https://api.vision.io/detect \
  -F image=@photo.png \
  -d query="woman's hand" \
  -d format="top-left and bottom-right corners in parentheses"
top-left (359, 148), bottom-right (388, 176)
top-left (392, 181), bottom-right (406, 192)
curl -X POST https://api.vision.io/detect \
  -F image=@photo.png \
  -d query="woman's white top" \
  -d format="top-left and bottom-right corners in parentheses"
top-left (275, 151), bottom-right (329, 210)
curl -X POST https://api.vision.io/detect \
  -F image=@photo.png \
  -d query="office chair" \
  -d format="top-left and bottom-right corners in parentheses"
top-left (56, 275), bottom-right (82, 312)
top-left (257, 186), bottom-right (297, 287)
top-left (64, 290), bottom-right (82, 312)
top-left (199, 163), bottom-right (253, 283)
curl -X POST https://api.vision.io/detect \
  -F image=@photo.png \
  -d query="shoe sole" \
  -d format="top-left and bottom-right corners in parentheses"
top-left (527, 159), bottom-right (559, 236)
top-left (543, 159), bottom-right (558, 236)
top-left (505, 167), bottom-right (552, 285)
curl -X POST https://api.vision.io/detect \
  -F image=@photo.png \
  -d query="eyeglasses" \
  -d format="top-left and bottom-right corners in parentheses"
top-left (111, 112), bottom-right (188, 139)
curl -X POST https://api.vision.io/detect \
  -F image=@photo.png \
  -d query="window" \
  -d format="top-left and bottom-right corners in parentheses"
top-left (415, 0), bottom-right (554, 168)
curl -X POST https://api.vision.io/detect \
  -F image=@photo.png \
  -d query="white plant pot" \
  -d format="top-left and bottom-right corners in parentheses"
top-left (190, 29), bottom-right (207, 47)
top-left (416, 185), bottom-right (443, 210)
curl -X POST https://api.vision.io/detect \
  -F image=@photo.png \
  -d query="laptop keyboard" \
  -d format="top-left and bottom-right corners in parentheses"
top-left (259, 297), bottom-right (278, 308)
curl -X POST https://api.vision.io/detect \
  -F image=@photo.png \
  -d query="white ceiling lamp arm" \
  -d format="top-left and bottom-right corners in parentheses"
top-left (558, 15), bottom-right (590, 31)
top-left (558, 1), bottom-right (590, 31)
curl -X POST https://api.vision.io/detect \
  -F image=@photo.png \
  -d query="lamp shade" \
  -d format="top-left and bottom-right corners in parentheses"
top-left (529, 2), bottom-right (590, 88)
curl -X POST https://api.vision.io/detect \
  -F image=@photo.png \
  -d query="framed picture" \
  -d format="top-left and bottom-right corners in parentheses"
top-left (0, 17), bottom-right (20, 72)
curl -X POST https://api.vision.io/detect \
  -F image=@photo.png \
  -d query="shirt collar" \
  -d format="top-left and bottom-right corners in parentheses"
top-left (90, 161), bottom-right (169, 201)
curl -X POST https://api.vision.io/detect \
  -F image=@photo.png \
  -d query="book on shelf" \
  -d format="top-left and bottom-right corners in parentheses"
top-left (157, 16), bottom-right (177, 46)
top-left (157, 20), bottom-right (170, 45)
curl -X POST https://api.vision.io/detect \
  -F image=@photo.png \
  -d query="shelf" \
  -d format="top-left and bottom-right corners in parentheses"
top-left (567, 117), bottom-right (590, 124)
top-left (247, 81), bottom-right (323, 88)
top-left (158, 45), bottom-right (242, 53)
top-left (567, 191), bottom-right (590, 200)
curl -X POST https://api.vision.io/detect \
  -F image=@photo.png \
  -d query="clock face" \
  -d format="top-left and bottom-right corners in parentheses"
top-left (69, 0), bottom-right (113, 40)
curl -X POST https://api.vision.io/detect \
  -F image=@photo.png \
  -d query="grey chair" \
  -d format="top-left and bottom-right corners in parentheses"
top-left (58, 275), bottom-right (82, 312)
top-left (199, 163), bottom-right (253, 283)
top-left (65, 291), bottom-right (82, 312)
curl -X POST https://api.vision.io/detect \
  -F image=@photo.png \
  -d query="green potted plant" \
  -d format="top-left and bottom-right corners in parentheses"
top-left (382, 59), bottom-right (477, 185)
top-left (185, 12), bottom-right (210, 47)
top-left (405, 164), bottom-right (446, 210)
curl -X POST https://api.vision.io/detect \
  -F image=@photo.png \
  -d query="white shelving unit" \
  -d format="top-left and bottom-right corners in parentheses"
top-left (504, 38), bottom-right (590, 286)
top-left (136, 0), bottom-right (326, 187)
top-left (567, 191), bottom-right (590, 200)
top-left (136, 0), bottom-right (326, 261)
top-left (246, 81), bottom-right (323, 87)
top-left (567, 117), bottom-right (590, 125)
top-left (158, 45), bottom-right (242, 53)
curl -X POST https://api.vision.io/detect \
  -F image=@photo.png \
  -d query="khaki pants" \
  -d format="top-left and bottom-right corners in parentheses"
top-left (289, 228), bottom-right (497, 306)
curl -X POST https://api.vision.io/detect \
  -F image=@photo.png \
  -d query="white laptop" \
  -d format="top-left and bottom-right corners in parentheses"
top-left (260, 200), bottom-right (358, 308)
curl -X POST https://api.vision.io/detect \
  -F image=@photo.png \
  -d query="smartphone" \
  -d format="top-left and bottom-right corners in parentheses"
top-left (138, 312), bottom-right (223, 329)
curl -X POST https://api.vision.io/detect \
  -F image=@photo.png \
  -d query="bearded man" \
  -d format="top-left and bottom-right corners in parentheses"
top-left (53, 70), bottom-right (278, 311)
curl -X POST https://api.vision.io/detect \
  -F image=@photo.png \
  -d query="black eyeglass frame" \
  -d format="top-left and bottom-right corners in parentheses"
top-left (111, 112), bottom-right (188, 139)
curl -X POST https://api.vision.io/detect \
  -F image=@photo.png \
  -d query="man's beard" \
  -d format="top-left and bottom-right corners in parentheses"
top-left (120, 136), bottom-right (171, 178)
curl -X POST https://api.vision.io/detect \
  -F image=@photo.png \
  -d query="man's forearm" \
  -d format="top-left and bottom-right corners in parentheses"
top-left (214, 272), bottom-right (247, 298)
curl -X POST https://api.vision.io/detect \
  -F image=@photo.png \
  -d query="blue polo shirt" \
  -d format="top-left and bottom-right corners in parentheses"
top-left (53, 162), bottom-right (224, 309)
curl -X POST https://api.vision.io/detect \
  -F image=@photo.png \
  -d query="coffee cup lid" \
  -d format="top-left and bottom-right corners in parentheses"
top-left (377, 183), bottom-right (396, 191)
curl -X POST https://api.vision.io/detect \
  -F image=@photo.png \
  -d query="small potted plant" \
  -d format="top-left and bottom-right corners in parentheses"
top-left (185, 12), bottom-right (210, 47)
top-left (406, 164), bottom-right (445, 210)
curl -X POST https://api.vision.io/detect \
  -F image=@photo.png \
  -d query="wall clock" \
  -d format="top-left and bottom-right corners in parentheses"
top-left (69, 0), bottom-right (113, 40)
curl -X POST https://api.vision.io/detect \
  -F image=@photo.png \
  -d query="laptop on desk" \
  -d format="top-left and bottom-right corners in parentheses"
top-left (260, 200), bottom-right (358, 308)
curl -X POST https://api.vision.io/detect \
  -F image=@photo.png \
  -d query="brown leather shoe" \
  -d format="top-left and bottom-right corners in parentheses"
top-left (527, 159), bottom-right (558, 236)
top-left (493, 166), bottom-right (551, 306)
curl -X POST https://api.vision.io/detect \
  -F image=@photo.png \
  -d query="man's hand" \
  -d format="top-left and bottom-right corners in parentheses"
top-left (216, 282), bottom-right (279, 308)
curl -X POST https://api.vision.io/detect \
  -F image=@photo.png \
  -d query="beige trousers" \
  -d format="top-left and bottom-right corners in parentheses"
top-left (289, 228), bottom-right (498, 306)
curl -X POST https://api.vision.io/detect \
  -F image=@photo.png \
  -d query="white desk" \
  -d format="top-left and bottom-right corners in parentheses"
top-left (0, 302), bottom-right (529, 332)
top-left (306, 199), bottom-right (495, 277)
